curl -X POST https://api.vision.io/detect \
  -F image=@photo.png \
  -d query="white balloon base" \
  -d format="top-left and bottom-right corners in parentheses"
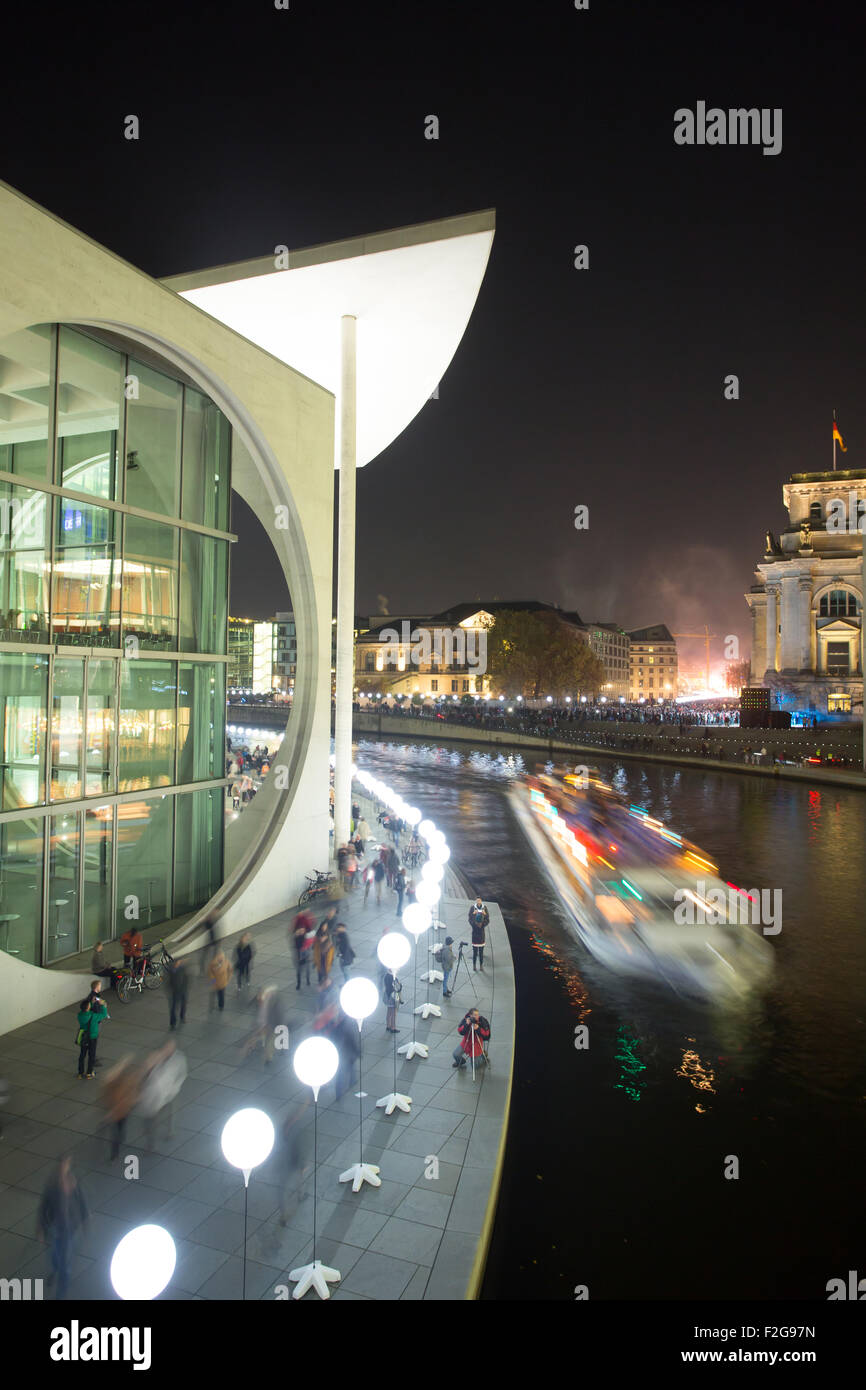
top-left (414, 1002), bottom-right (441, 1019)
top-left (397, 1040), bottom-right (429, 1059)
top-left (376, 1091), bottom-right (412, 1114)
top-left (431, 918), bottom-right (445, 931)
top-left (422, 967), bottom-right (444, 983)
top-left (290, 1259), bottom-right (341, 1300)
top-left (339, 1161), bottom-right (381, 1192)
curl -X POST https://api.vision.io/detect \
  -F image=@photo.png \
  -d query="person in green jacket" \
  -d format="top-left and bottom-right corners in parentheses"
top-left (76, 996), bottom-right (108, 1079)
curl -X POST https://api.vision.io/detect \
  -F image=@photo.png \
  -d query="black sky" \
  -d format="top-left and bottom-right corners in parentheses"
top-left (3, 0), bottom-right (864, 677)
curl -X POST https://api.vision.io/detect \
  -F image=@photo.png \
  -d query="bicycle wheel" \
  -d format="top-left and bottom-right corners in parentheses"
top-left (144, 962), bottom-right (163, 989)
top-left (298, 888), bottom-right (313, 907)
top-left (116, 974), bottom-right (132, 1003)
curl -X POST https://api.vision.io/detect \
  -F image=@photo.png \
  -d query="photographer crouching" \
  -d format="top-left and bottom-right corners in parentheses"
top-left (452, 1007), bottom-right (490, 1071)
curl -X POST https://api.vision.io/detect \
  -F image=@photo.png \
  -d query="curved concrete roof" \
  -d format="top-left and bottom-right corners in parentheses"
top-left (162, 210), bottom-right (495, 468)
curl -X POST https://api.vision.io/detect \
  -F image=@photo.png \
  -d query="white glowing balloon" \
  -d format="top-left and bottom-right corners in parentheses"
top-left (428, 842), bottom-right (451, 865)
top-left (421, 860), bottom-right (444, 883)
top-left (340, 976), bottom-right (379, 1022)
top-left (404, 806), bottom-right (421, 826)
top-left (402, 902), bottom-right (432, 937)
top-left (221, 1108), bottom-right (276, 1173)
top-left (293, 1036), bottom-right (339, 1093)
top-left (110, 1225), bottom-right (177, 1301)
top-left (428, 829), bottom-right (447, 850)
top-left (418, 819), bottom-right (436, 839)
top-left (377, 932), bottom-right (411, 970)
top-left (414, 880), bottom-right (441, 909)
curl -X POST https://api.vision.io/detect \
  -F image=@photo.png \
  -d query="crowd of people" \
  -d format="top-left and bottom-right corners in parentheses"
top-left (0, 797), bottom-right (496, 1300)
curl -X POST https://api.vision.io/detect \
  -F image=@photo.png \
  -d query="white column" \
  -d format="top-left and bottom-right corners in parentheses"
top-left (797, 579), bottom-right (812, 671)
top-left (779, 576), bottom-right (799, 671)
top-left (764, 585), bottom-right (778, 676)
top-left (334, 315), bottom-right (357, 850)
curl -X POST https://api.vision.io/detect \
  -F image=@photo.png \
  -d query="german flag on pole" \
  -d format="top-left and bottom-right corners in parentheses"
top-left (833, 417), bottom-right (847, 452)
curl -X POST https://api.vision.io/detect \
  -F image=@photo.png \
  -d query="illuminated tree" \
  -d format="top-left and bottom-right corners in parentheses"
top-left (485, 609), bottom-right (605, 699)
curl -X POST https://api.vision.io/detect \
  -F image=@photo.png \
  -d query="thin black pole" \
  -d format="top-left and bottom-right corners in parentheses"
top-left (411, 940), bottom-right (418, 1042)
top-left (312, 1096), bottom-right (318, 1267)
top-left (358, 1026), bottom-right (364, 1166)
top-left (242, 1181), bottom-right (248, 1300)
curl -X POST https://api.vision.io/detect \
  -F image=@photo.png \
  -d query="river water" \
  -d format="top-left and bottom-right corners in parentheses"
top-left (354, 735), bottom-right (866, 1301)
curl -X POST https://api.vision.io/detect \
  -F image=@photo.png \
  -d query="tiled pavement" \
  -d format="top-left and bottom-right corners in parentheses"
top-left (0, 856), bottom-right (514, 1300)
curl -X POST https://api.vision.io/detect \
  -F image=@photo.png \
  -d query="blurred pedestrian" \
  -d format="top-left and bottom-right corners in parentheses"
top-left (333, 922), bottom-right (355, 981)
top-left (235, 932), bottom-right (255, 992)
top-left (101, 1057), bottom-right (142, 1160)
top-left (166, 955), bottom-right (189, 1029)
top-left (292, 910), bottom-right (314, 989)
top-left (383, 968), bottom-right (401, 1033)
top-left (373, 858), bottom-right (386, 905)
top-left (329, 1009), bottom-right (360, 1100)
top-left (394, 866), bottom-right (407, 917)
top-left (90, 941), bottom-right (115, 983)
top-left (440, 937), bottom-right (455, 998)
top-left (276, 1105), bottom-right (313, 1226)
top-left (244, 985), bottom-right (285, 1065)
top-left (137, 1041), bottom-right (188, 1144)
top-left (37, 1155), bottom-right (88, 1300)
top-left (207, 948), bottom-right (233, 1011)
top-left (199, 914), bottom-right (218, 977)
top-left (313, 920), bottom-right (335, 984)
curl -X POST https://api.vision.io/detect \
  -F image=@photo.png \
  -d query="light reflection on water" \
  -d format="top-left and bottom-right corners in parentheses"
top-left (355, 736), bottom-right (866, 1298)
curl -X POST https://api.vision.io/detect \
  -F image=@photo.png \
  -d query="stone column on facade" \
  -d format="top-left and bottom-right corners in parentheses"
top-left (797, 577), bottom-right (813, 671)
top-left (748, 595), bottom-right (767, 681)
top-left (333, 314), bottom-right (357, 851)
top-left (779, 575), bottom-right (801, 672)
top-left (764, 583), bottom-right (779, 677)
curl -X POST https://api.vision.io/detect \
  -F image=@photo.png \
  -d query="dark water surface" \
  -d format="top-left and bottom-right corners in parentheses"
top-left (355, 737), bottom-right (866, 1301)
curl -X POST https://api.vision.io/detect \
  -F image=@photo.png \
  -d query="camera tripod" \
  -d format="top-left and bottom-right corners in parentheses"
top-left (449, 941), bottom-right (478, 1000)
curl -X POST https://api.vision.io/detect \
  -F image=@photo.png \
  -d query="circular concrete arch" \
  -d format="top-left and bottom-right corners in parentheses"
top-left (4, 316), bottom-right (324, 940)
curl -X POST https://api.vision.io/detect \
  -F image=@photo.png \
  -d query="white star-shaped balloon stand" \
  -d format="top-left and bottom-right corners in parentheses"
top-left (339, 1161), bottom-right (381, 1191)
top-left (430, 917), bottom-right (445, 932)
top-left (290, 1258), bottom-right (341, 1301)
top-left (414, 1001), bottom-right (441, 1019)
top-left (397, 1039), bottom-right (429, 1059)
top-left (376, 1090), bottom-right (412, 1114)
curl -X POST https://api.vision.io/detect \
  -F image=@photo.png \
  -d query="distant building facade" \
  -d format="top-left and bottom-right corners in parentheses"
top-left (578, 622), bottom-right (630, 699)
top-left (627, 625), bottom-right (679, 700)
top-left (746, 469), bottom-right (864, 715)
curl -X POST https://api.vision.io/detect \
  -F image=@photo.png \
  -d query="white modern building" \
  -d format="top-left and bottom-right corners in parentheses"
top-left (746, 469), bottom-right (864, 715)
top-left (0, 180), bottom-right (494, 1027)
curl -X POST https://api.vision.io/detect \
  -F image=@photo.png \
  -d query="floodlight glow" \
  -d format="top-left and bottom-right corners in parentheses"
top-left (110, 1225), bottom-right (177, 1301)
top-left (221, 1108), bottom-right (276, 1175)
top-left (340, 976), bottom-right (379, 1023)
top-left (293, 1036), bottom-right (339, 1094)
top-left (402, 902), bottom-right (432, 937)
top-left (377, 932), bottom-right (411, 970)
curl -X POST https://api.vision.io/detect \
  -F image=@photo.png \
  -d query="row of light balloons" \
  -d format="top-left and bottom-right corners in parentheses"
top-left (109, 768), bottom-right (452, 1300)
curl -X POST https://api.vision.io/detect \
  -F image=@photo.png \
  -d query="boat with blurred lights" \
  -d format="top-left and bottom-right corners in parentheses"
top-left (510, 768), bottom-right (773, 1000)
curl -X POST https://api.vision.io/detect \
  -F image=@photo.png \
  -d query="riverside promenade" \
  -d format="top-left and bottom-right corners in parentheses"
top-left (0, 864), bottom-right (513, 1300)
top-left (353, 710), bottom-right (866, 791)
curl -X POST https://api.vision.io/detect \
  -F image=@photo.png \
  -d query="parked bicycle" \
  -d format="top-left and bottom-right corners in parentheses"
top-left (114, 949), bottom-right (165, 1003)
top-left (298, 869), bottom-right (336, 907)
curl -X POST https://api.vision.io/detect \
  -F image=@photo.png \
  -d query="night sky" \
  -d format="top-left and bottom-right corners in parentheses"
top-left (3, 1), bottom-right (863, 678)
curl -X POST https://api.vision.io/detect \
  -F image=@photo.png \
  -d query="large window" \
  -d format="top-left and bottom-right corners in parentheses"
top-left (114, 793), bottom-right (173, 937)
top-left (0, 325), bottom-right (53, 482)
top-left (174, 787), bottom-right (223, 916)
top-left (819, 589), bottom-right (860, 618)
top-left (179, 532), bottom-right (227, 653)
top-left (178, 662), bottom-right (224, 783)
top-left (0, 653), bottom-right (48, 808)
top-left (119, 660), bottom-right (177, 790)
top-left (122, 514), bottom-right (178, 648)
top-left (182, 387), bottom-right (230, 530)
top-left (50, 657), bottom-right (84, 801)
top-left (82, 805), bottom-right (113, 950)
top-left (0, 481), bottom-right (49, 639)
top-left (46, 809), bottom-right (80, 963)
top-left (125, 361), bottom-right (181, 516)
top-left (826, 642), bottom-right (850, 675)
top-left (57, 328), bottom-right (122, 500)
top-left (0, 815), bottom-right (44, 964)
top-left (52, 498), bottom-right (119, 644)
top-left (85, 659), bottom-right (117, 796)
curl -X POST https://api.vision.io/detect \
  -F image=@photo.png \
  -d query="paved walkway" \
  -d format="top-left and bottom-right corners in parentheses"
top-left (0, 856), bottom-right (513, 1300)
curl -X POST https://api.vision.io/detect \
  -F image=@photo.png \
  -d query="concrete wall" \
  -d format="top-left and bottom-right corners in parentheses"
top-left (0, 182), bottom-right (335, 1020)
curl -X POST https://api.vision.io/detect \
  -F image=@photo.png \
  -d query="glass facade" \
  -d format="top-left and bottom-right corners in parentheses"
top-left (0, 324), bottom-right (231, 964)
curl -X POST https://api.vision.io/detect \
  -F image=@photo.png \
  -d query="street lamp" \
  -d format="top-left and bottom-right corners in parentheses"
top-left (110, 1225), bottom-right (176, 1301)
top-left (376, 932), bottom-right (413, 1114)
top-left (289, 1037), bottom-right (340, 1300)
top-left (338, 977), bottom-right (381, 1192)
